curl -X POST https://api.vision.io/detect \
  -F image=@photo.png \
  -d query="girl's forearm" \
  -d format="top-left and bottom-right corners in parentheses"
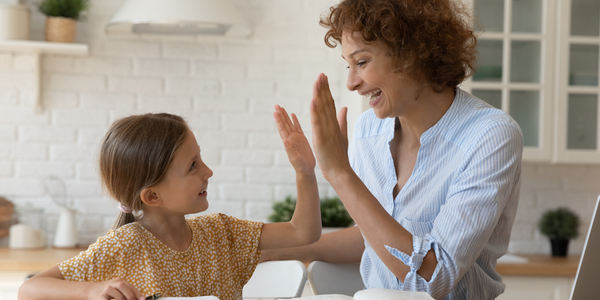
top-left (19, 277), bottom-right (95, 300)
top-left (289, 170), bottom-right (321, 245)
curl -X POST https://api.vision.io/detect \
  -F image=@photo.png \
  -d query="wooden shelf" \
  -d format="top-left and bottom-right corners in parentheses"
top-left (0, 39), bottom-right (88, 55)
top-left (0, 40), bottom-right (89, 113)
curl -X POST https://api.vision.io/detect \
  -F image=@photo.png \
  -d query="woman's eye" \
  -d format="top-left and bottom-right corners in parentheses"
top-left (190, 161), bottom-right (196, 171)
top-left (357, 60), bottom-right (366, 66)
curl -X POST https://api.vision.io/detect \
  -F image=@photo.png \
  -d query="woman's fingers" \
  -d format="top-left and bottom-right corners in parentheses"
top-left (337, 106), bottom-right (348, 142)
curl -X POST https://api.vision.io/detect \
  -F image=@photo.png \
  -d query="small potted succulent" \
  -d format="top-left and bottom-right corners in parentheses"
top-left (268, 196), bottom-right (354, 232)
top-left (36, 0), bottom-right (90, 43)
top-left (538, 207), bottom-right (581, 257)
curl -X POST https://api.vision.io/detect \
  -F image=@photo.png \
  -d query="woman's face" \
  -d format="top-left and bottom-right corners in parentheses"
top-left (342, 32), bottom-right (418, 119)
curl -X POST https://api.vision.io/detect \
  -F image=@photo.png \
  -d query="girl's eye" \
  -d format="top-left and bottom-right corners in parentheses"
top-left (357, 60), bottom-right (367, 66)
top-left (190, 161), bottom-right (197, 171)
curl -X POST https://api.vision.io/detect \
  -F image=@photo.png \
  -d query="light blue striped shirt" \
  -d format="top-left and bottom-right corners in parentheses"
top-left (350, 88), bottom-right (523, 300)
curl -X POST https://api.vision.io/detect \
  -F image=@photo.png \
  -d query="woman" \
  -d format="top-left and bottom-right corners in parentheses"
top-left (263, 0), bottom-right (523, 299)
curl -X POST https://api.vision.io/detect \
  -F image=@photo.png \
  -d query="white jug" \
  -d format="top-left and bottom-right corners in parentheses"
top-left (54, 207), bottom-right (85, 248)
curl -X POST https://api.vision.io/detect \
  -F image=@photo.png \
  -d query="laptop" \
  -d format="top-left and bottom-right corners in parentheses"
top-left (570, 195), bottom-right (600, 300)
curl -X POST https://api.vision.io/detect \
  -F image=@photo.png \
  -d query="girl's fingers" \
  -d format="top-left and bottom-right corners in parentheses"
top-left (276, 105), bottom-right (296, 133)
top-left (280, 106), bottom-right (296, 133)
top-left (291, 113), bottom-right (303, 134)
top-left (274, 111), bottom-right (290, 140)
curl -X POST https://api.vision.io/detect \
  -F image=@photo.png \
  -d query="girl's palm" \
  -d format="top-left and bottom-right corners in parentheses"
top-left (274, 105), bottom-right (316, 173)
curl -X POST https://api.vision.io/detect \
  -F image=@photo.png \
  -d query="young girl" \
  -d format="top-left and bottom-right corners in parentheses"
top-left (18, 107), bottom-right (321, 300)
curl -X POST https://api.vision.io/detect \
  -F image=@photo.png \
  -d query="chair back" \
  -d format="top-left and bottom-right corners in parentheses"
top-left (307, 261), bottom-right (364, 296)
top-left (243, 260), bottom-right (307, 299)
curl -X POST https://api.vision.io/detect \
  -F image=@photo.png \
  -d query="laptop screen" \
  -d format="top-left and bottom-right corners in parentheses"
top-left (570, 195), bottom-right (600, 300)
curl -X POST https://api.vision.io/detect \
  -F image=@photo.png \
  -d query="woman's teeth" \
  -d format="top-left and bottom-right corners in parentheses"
top-left (363, 89), bottom-right (382, 101)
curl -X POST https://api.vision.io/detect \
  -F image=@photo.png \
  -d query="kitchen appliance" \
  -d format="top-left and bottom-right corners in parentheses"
top-left (105, 0), bottom-right (251, 37)
top-left (0, 3), bottom-right (30, 40)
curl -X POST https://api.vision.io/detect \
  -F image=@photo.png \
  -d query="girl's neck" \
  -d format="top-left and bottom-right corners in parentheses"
top-left (138, 213), bottom-right (192, 252)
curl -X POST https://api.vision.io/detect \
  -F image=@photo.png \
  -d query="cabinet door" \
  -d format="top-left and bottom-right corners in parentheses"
top-left (554, 0), bottom-right (600, 163)
top-left (462, 0), bottom-right (556, 162)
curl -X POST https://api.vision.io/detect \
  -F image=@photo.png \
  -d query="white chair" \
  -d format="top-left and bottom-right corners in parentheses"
top-left (243, 260), bottom-right (308, 299)
top-left (307, 261), bottom-right (364, 296)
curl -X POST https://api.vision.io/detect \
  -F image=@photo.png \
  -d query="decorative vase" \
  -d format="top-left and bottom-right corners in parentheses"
top-left (45, 16), bottom-right (77, 43)
top-left (550, 238), bottom-right (570, 257)
top-left (0, 4), bottom-right (30, 40)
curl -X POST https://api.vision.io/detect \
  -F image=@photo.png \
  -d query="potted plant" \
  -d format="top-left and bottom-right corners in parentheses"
top-left (268, 196), bottom-right (354, 232)
top-left (538, 207), bottom-right (581, 257)
top-left (35, 0), bottom-right (90, 43)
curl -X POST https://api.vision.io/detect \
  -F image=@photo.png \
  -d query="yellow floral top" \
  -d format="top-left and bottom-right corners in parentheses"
top-left (58, 213), bottom-right (263, 300)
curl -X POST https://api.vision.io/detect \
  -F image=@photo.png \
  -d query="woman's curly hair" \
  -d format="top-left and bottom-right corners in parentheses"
top-left (320, 0), bottom-right (477, 92)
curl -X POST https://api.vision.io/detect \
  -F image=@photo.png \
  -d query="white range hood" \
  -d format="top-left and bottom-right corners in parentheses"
top-left (106, 0), bottom-right (251, 37)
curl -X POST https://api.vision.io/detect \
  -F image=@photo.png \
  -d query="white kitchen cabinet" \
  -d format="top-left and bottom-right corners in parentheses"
top-left (497, 276), bottom-right (574, 300)
top-left (462, 0), bottom-right (600, 163)
top-left (554, 0), bottom-right (600, 163)
top-left (463, 0), bottom-right (556, 162)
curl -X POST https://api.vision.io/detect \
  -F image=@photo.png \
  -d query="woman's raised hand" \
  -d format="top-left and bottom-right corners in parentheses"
top-left (310, 73), bottom-right (350, 180)
top-left (274, 105), bottom-right (316, 174)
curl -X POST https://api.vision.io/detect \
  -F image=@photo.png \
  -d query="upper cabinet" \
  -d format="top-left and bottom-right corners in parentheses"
top-left (554, 0), bottom-right (600, 163)
top-left (462, 0), bottom-right (600, 163)
top-left (462, 0), bottom-right (556, 162)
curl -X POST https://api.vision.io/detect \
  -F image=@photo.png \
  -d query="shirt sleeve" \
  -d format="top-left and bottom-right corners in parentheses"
top-left (385, 120), bottom-right (523, 299)
top-left (58, 230), bottom-right (121, 282)
top-left (218, 214), bottom-right (263, 285)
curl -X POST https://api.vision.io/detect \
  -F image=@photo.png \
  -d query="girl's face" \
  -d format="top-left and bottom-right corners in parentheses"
top-left (151, 129), bottom-right (213, 215)
top-left (342, 32), bottom-right (419, 119)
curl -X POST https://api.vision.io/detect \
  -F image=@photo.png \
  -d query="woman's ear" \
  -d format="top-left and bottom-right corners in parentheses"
top-left (140, 187), bottom-right (161, 207)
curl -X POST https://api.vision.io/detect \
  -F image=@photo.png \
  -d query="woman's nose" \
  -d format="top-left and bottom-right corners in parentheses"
top-left (346, 69), bottom-right (362, 91)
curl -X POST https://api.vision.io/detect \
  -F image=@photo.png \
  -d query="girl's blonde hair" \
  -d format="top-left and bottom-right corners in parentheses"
top-left (100, 113), bottom-right (189, 230)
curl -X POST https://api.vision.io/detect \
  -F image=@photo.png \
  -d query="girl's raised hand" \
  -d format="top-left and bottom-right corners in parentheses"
top-left (89, 278), bottom-right (145, 300)
top-left (310, 73), bottom-right (350, 180)
top-left (274, 105), bottom-right (316, 174)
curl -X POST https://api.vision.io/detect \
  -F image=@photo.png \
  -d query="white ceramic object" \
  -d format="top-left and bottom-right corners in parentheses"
top-left (54, 207), bottom-right (85, 248)
top-left (9, 224), bottom-right (45, 249)
top-left (0, 4), bottom-right (29, 40)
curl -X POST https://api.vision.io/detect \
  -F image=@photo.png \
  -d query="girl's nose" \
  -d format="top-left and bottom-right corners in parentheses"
top-left (203, 164), bottom-right (213, 180)
top-left (346, 69), bottom-right (362, 91)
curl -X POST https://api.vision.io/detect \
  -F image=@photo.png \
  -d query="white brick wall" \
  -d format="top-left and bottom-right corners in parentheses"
top-left (0, 0), bottom-right (598, 256)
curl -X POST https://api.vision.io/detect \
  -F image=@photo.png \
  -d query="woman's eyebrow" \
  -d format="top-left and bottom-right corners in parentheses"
top-left (342, 49), bottom-right (368, 60)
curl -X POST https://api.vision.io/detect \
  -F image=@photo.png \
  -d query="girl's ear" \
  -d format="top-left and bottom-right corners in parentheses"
top-left (140, 187), bottom-right (161, 207)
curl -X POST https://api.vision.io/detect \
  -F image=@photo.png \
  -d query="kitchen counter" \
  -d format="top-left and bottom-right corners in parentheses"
top-left (0, 247), bottom-right (85, 272)
top-left (0, 248), bottom-right (580, 277)
top-left (495, 254), bottom-right (580, 277)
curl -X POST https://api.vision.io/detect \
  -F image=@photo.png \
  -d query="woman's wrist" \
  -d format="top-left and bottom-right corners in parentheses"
top-left (323, 165), bottom-right (356, 187)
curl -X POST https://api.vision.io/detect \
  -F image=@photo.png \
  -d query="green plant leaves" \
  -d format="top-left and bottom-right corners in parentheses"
top-left (36, 0), bottom-right (90, 21)
top-left (267, 196), bottom-right (354, 227)
top-left (538, 207), bottom-right (581, 239)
